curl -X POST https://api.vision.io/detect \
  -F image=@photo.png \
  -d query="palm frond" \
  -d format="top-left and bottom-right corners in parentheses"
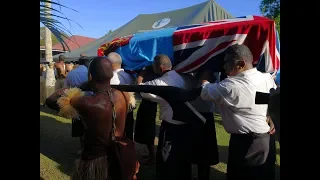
top-left (40, 0), bottom-right (82, 51)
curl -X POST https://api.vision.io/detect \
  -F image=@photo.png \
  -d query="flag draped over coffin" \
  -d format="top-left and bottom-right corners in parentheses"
top-left (97, 15), bottom-right (280, 73)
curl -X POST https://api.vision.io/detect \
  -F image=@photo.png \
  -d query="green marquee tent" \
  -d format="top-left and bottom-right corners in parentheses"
top-left (56, 0), bottom-right (233, 60)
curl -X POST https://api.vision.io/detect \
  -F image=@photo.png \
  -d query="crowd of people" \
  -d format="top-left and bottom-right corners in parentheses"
top-left (40, 55), bottom-right (83, 104)
top-left (41, 44), bottom-right (279, 180)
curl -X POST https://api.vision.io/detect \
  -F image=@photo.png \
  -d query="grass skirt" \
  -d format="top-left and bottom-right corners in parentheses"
top-left (72, 156), bottom-right (108, 180)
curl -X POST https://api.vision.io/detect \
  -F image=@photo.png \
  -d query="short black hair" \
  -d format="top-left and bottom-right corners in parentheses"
top-left (224, 44), bottom-right (253, 63)
top-left (58, 55), bottom-right (65, 62)
top-left (89, 57), bottom-right (113, 82)
top-left (78, 57), bottom-right (87, 65)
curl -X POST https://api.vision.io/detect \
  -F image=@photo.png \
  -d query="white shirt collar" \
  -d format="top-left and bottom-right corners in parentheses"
top-left (114, 68), bottom-right (124, 73)
top-left (235, 68), bottom-right (257, 77)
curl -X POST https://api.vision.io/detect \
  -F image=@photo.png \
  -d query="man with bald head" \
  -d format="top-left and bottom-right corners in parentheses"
top-left (55, 55), bottom-right (67, 90)
top-left (200, 44), bottom-right (277, 180)
top-left (46, 56), bottom-right (139, 180)
top-left (138, 54), bottom-right (194, 180)
top-left (107, 52), bottom-right (136, 140)
top-left (108, 52), bottom-right (135, 85)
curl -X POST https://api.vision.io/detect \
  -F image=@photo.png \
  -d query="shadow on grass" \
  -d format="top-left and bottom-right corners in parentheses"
top-left (40, 106), bottom-right (59, 116)
top-left (209, 167), bottom-right (226, 179)
top-left (218, 145), bottom-right (229, 164)
top-left (40, 114), bottom-right (78, 176)
top-left (275, 164), bottom-right (280, 180)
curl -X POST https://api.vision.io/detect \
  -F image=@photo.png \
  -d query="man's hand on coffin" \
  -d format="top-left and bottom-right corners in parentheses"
top-left (137, 65), bottom-right (157, 84)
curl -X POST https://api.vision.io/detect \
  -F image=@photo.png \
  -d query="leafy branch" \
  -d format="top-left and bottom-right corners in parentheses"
top-left (40, 0), bottom-right (82, 51)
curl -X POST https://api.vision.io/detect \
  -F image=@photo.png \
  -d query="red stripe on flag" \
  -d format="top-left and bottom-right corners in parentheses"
top-left (274, 55), bottom-right (280, 71)
top-left (176, 40), bottom-right (236, 73)
top-left (173, 25), bottom-right (248, 46)
top-left (173, 18), bottom-right (274, 46)
top-left (241, 24), bottom-right (269, 65)
top-left (269, 23), bottom-right (278, 71)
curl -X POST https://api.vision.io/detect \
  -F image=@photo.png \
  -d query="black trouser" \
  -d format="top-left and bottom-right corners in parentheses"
top-left (227, 133), bottom-right (276, 180)
top-left (125, 111), bottom-right (134, 140)
top-left (190, 113), bottom-right (219, 180)
top-left (134, 100), bottom-right (157, 145)
top-left (156, 121), bottom-right (191, 180)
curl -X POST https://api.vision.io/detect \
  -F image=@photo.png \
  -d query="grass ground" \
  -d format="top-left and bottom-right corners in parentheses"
top-left (40, 102), bottom-right (280, 180)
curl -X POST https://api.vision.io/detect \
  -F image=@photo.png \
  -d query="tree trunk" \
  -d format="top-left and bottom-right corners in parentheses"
top-left (44, 1), bottom-right (56, 90)
top-left (44, 2), bottom-right (53, 63)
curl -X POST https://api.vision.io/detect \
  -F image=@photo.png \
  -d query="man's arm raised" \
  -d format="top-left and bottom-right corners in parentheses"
top-left (46, 88), bottom-right (68, 111)
top-left (46, 88), bottom-right (86, 119)
top-left (198, 70), bottom-right (222, 103)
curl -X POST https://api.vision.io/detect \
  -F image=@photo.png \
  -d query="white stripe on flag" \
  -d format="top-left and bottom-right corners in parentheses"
top-left (174, 34), bottom-right (247, 73)
top-left (260, 40), bottom-right (275, 73)
top-left (174, 34), bottom-right (248, 51)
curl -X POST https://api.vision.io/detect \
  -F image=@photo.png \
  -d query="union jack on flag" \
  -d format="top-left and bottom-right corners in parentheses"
top-left (98, 15), bottom-right (280, 73)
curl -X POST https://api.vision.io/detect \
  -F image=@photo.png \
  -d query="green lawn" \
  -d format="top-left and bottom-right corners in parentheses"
top-left (40, 102), bottom-right (280, 180)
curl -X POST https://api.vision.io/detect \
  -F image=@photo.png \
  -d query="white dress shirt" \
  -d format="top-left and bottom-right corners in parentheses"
top-left (140, 70), bottom-right (191, 124)
top-left (110, 69), bottom-right (135, 85)
top-left (201, 68), bottom-right (277, 134)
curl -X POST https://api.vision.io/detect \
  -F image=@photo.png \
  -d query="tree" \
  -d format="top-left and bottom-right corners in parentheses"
top-left (106, 30), bottom-right (113, 35)
top-left (44, 1), bottom-right (53, 62)
top-left (260, 0), bottom-right (280, 35)
top-left (40, 27), bottom-right (69, 46)
top-left (40, 0), bottom-right (78, 51)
